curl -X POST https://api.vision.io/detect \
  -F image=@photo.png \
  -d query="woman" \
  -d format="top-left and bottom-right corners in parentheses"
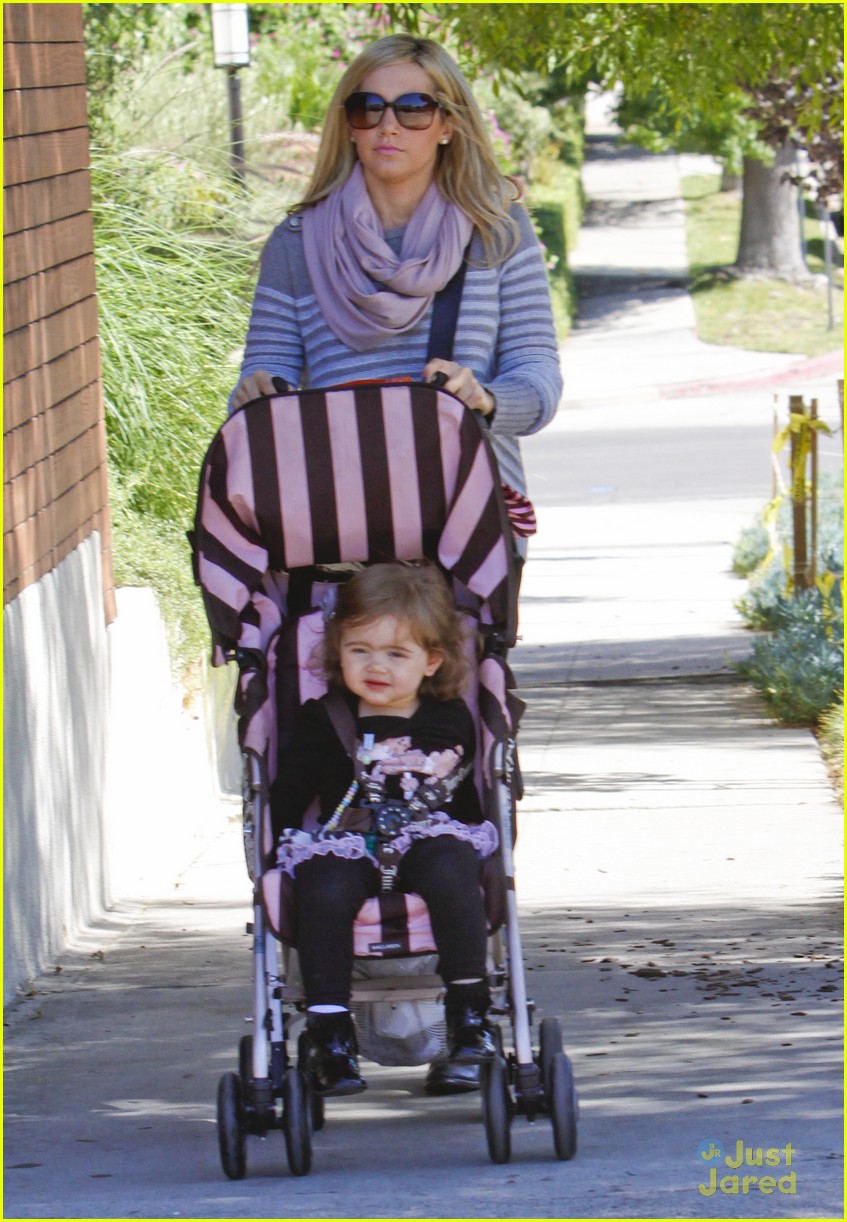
top-left (230, 32), bottom-right (563, 503)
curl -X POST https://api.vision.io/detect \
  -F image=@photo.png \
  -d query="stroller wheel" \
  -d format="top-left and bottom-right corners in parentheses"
top-left (217, 1072), bottom-right (247, 1180)
top-left (481, 1055), bottom-right (512, 1165)
top-left (538, 1016), bottom-right (563, 1090)
top-left (282, 1068), bottom-right (313, 1177)
top-left (549, 1052), bottom-right (578, 1161)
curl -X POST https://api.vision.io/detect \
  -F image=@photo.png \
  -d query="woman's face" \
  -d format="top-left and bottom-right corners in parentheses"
top-left (349, 61), bottom-right (451, 200)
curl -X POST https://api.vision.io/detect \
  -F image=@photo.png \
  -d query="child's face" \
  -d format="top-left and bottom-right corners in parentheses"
top-left (339, 614), bottom-right (443, 718)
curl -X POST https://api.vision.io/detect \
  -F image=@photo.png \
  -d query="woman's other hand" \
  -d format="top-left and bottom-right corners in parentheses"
top-left (231, 370), bottom-right (281, 410)
top-left (423, 360), bottom-right (495, 417)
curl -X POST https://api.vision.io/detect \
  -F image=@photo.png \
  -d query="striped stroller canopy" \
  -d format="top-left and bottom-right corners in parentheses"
top-left (192, 383), bottom-right (518, 660)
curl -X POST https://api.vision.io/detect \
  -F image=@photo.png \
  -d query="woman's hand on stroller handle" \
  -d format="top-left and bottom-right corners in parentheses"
top-left (425, 360), bottom-right (495, 417)
top-left (231, 370), bottom-right (288, 410)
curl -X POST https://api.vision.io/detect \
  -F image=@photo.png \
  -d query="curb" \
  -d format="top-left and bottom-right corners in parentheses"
top-left (658, 350), bottom-right (844, 400)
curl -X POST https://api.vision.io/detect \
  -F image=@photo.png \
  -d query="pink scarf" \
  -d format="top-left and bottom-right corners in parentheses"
top-left (302, 164), bottom-right (473, 352)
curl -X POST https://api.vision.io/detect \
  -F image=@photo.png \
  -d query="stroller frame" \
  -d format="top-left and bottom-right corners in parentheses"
top-left (193, 382), bottom-right (578, 1174)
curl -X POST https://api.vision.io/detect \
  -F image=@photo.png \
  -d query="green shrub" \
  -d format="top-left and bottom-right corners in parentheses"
top-left (92, 148), bottom-right (256, 680)
top-left (735, 473), bottom-right (843, 629)
top-left (734, 472), bottom-right (843, 741)
top-left (732, 521), bottom-right (770, 576)
top-left (528, 194), bottom-right (577, 339)
top-left (818, 701), bottom-right (844, 796)
top-left (738, 620), bottom-right (844, 726)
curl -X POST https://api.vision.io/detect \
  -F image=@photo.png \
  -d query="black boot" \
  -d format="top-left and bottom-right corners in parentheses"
top-left (425, 983), bottom-right (496, 1096)
top-left (302, 1011), bottom-right (367, 1097)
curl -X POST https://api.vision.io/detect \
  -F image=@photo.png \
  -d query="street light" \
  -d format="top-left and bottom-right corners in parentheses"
top-left (211, 3), bottom-right (250, 187)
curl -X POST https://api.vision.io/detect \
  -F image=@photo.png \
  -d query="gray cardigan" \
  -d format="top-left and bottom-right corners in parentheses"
top-left (234, 202), bottom-right (562, 495)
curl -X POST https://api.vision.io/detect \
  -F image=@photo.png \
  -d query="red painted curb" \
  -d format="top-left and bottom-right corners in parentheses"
top-left (659, 350), bottom-right (844, 399)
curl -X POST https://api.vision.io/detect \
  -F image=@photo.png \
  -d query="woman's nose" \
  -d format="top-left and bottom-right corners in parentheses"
top-left (377, 107), bottom-right (400, 135)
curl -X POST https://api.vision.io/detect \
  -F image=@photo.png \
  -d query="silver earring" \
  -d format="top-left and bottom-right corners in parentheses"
top-left (440, 137), bottom-right (449, 145)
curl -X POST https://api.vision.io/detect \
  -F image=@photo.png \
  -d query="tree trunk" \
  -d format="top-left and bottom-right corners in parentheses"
top-left (734, 142), bottom-right (810, 282)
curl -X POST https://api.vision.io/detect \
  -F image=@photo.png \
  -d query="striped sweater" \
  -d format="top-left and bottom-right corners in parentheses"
top-left (234, 202), bottom-right (563, 495)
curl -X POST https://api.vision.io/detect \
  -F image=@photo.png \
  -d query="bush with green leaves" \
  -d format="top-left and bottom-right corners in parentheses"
top-left (735, 473), bottom-right (843, 629)
top-left (732, 520), bottom-right (770, 577)
top-left (734, 473), bottom-right (844, 731)
top-left (737, 618), bottom-right (843, 726)
top-left (92, 147), bottom-right (256, 679)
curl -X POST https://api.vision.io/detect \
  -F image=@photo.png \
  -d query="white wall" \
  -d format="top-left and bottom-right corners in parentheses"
top-left (4, 535), bottom-right (110, 1001)
top-left (4, 537), bottom-right (232, 1003)
top-left (104, 585), bottom-right (231, 901)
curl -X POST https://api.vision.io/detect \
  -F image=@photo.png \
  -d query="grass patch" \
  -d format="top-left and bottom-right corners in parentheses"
top-left (682, 174), bottom-right (843, 357)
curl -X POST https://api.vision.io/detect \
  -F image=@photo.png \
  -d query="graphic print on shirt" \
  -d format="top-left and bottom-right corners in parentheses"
top-left (360, 736), bottom-right (466, 805)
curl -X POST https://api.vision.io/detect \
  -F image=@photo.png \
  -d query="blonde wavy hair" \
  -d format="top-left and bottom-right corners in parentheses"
top-left (292, 34), bottom-right (520, 267)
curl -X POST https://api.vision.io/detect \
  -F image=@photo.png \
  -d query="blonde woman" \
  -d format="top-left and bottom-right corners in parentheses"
top-left (230, 33), bottom-right (562, 501)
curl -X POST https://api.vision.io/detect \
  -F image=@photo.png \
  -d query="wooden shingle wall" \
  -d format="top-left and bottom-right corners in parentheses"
top-left (3, 3), bottom-right (115, 620)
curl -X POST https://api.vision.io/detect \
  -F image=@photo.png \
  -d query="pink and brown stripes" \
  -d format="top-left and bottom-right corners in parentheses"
top-left (195, 383), bottom-right (513, 655)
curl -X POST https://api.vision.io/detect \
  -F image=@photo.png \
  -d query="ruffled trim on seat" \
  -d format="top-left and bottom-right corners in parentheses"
top-left (274, 816), bottom-right (500, 878)
top-left (391, 814), bottom-right (499, 859)
top-left (274, 829), bottom-right (377, 877)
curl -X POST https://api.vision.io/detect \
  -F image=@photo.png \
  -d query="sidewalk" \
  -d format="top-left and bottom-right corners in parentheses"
top-left (4, 130), bottom-right (843, 1219)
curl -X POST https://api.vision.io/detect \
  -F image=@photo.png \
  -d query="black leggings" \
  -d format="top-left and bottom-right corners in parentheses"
top-left (293, 836), bottom-right (488, 1007)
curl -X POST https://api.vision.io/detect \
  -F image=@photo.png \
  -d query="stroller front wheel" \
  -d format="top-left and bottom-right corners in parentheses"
top-left (481, 1055), bottom-right (512, 1164)
top-left (549, 1051), bottom-right (578, 1161)
top-left (282, 1068), bottom-right (313, 1176)
top-left (217, 1072), bottom-right (247, 1180)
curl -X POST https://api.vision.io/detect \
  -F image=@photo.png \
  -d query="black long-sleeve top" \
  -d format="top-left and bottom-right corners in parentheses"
top-left (271, 689), bottom-right (482, 843)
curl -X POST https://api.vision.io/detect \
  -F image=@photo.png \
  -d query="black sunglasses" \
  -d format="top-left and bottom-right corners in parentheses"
top-left (344, 91), bottom-right (442, 131)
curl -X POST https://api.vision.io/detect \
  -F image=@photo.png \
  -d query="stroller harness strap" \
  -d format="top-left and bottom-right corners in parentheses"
top-left (317, 687), bottom-right (477, 891)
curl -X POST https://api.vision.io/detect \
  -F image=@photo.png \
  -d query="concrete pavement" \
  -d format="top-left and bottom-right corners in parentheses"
top-left (4, 127), bottom-right (843, 1218)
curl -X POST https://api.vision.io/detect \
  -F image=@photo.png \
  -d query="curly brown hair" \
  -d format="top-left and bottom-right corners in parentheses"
top-left (320, 563), bottom-right (471, 700)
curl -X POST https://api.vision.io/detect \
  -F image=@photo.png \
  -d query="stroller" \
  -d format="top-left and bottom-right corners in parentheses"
top-left (191, 380), bottom-right (578, 1174)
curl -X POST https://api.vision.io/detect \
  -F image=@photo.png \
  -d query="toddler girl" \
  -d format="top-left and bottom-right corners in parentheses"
top-left (271, 562), bottom-right (499, 1096)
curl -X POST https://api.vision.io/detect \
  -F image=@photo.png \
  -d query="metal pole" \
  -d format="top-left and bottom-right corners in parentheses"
top-left (226, 65), bottom-right (246, 187)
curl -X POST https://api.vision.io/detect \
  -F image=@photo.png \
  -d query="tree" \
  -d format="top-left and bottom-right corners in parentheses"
top-left (397, 3), bottom-right (843, 281)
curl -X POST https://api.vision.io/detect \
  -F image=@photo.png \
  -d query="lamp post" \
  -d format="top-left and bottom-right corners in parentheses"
top-left (211, 3), bottom-right (250, 187)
